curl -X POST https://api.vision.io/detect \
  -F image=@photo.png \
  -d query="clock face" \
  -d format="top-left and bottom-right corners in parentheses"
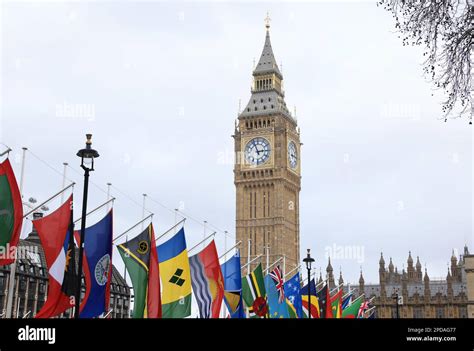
top-left (288, 141), bottom-right (298, 169)
top-left (245, 137), bottom-right (271, 166)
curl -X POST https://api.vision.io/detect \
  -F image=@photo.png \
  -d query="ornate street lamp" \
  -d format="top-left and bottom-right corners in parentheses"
top-left (303, 249), bottom-right (315, 318)
top-left (75, 134), bottom-right (99, 318)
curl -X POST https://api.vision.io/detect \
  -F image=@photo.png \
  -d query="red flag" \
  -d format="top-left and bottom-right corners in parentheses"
top-left (0, 158), bottom-right (23, 265)
top-left (147, 224), bottom-right (161, 318)
top-left (34, 195), bottom-right (75, 318)
top-left (325, 287), bottom-right (333, 318)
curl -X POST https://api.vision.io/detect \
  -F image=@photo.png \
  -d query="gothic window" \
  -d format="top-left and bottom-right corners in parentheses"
top-left (436, 306), bottom-right (445, 318)
top-left (267, 191), bottom-right (271, 216)
top-left (413, 306), bottom-right (423, 318)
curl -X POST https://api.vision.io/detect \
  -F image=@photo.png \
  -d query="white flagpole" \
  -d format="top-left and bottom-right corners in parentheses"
top-left (265, 245), bottom-right (269, 273)
top-left (106, 182), bottom-right (112, 212)
top-left (247, 239), bottom-right (251, 273)
top-left (241, 254), bottom-right (262, 271)
top-left (219, 241), bottom-right (241, 260)
top-left (141, 194), bottom-right (147, 231)
top-left (264, 256), bottom-right (284, 274)
top-left (6, 147), bottom-right (27, 318)
top-left (60, 162), bottom-right (68, 203)
top-left (203, 220), bottom-right (207, 250)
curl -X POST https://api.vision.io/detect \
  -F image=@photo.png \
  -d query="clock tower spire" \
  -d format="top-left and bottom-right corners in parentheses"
top-left (233, 17), bottom-right (301, 275)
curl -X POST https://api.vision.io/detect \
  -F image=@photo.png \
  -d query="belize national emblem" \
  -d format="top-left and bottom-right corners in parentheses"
top-left (95, 254), bottom-right (111, 286)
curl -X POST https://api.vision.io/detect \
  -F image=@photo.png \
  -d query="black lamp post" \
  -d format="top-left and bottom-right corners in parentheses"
top-left (74, 134), bottom-right (99, 318)
top-left (303, 249), bottom-right (315, 318)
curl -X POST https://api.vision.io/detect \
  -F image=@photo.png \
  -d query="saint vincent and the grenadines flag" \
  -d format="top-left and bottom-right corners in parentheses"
top-left (221, 251), bottom-right (245, 318)
top-left (74, 210), bottom-right (113, 318)
top-left (242, 263), bottom-right (267, 318)
top-left (34, 195), bottom-right (77, 318)
top-left (189, 240), bottom-right (224, 318)
top-left (0, 158), bottom-right (23, 265)
top-left (118, 223), bottom-right (161, 318)
top-left (157, 227), bottom-right (192, 318)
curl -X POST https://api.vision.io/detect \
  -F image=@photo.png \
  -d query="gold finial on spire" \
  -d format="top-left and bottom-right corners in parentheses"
top-left (264, 12), bottom-right (271, 31)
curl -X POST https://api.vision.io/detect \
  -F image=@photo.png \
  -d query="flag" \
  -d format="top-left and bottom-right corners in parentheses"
top-left (269, 266), bottom-right (285, 303)
top-left (329, 289), bottom-right (343, 318)
top-left (284, 273), bottom-right (303, 318)
top-left (189, 240), bottom-right (224, 318)
top-left (157, 227), bottom-right (192, 318)
top-left (342, 295), bottom-right (363, 319)
top-left (74, 210), bottom-right (113, 318)
top-left (0, 158), bottom-right (23, 265)
top-left (301, 279), bottom-right (319, 318)
top-left (242, 263), bottom-right (267, 318)
top-left (316, 284), bottom-right (329, 319)
top-left (221, 251), bottom-right (245, 318)
top-left (265, 274), bottom-right (289, 318)
top-left (358, 299), bottom-right (370, 318)
top-left (117, 223), bottom-right (161, 318)
top-left (341, 293), bottom-right (352, 310)
top-left (34, 195), bottom-right (76, 318)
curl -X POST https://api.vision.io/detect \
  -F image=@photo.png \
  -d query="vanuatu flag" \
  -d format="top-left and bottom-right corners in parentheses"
top-left (74, 210), bottom-right (113, 318)
top-left (189, 240), bottom-right (224, 318)
top-left (157, 227), bottom-right (192, 318)
top-left (0, 158), bottom-right (23, 265)
top-left (242, 263), bottom-right (267, 318)
top-left (118, 223), bottom-right (161, 318)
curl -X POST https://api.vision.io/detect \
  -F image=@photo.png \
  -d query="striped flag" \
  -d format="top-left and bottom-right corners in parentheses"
top-left (189, 240), bottom-right (224, 318)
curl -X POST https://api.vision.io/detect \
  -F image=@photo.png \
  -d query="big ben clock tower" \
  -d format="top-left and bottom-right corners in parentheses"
top-left (233, 17), bottom-right (301, 275)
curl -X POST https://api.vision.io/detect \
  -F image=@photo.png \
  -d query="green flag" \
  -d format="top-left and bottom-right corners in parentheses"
top-left (118, 224), bottom-right (161, 318)
top-left (0, 158), bottom-right (23, 266)
top-left (242, 263), bottom-right (267, 318)
top-left (342, 296), bottom-right (363, 318)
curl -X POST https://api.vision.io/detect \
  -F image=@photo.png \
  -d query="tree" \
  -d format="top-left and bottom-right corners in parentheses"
top-left (378, 0), bottom-right (473, 123)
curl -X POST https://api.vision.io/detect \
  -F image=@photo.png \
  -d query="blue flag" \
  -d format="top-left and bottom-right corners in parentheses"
top-left (221, 251), bottom-right (245, 318)
top-left (75, 210), bottom-right (113, 318)
top-left (265, 275), bottom-right (289, 318)
top-left (284, 273), bottom-right (303, 318)
top-left (341, 293), bottom-right (352, 310)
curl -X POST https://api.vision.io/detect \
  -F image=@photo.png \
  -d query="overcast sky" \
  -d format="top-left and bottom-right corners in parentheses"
top-left (1, 0), bottom-right (472, 295)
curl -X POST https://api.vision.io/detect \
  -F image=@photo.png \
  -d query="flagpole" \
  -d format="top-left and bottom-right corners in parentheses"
top-left (23, 183), bottom-right (75, 218)
top-left (284, 264), bottom-right (301, 280)
top-left (241, 254), bottom-right (262, 271)
top-left (113, 213), bottom-right (154, 243)
top-left (203, 220), bottom-right (207, 250)
top-left (218, 241), bottom-right (241, 260)
top-left (154, 218), bottom-right (186, 243)
top-left (264, 256), bottom-right (284, 274)
top-left (106, 183), bottom-right (112, 212)
top-left (73, 198), bottom-right (115, 224)
top-left (141, 194), bottom-right (147, 231)
top-left (265, 245), bottom-right (270, 273)
top-left (60, 162), bottom-right (68, 203)
top-left (123, 234), bottom-right (128, 286)
top-left (247, 239), bottom-right (251, 273)
top-left (188, 232), bottom-right (216, 254)
top-left (5, 147), bottom-right (27, 318)
top-left (283, 255), bottom-right (286, 279)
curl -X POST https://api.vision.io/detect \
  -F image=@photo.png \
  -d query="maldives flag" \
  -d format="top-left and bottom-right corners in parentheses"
top-left (34, 195), bottom-right (77, 318)
top-left (0, 158), bottom-right (23, 265)
top-left (189, 240), bottom-right (224, 318)
top-left (74, 210), bottom-right (113, 318)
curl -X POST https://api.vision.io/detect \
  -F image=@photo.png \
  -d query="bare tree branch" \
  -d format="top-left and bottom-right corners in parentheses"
top-left (378, 0), bottom-right (473, 123)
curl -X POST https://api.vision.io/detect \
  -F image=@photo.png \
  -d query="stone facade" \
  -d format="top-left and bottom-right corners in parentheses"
top-left (234, 22), bottom-right (300, 275)
top-left (348, 247), bottom-right (471, 318)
